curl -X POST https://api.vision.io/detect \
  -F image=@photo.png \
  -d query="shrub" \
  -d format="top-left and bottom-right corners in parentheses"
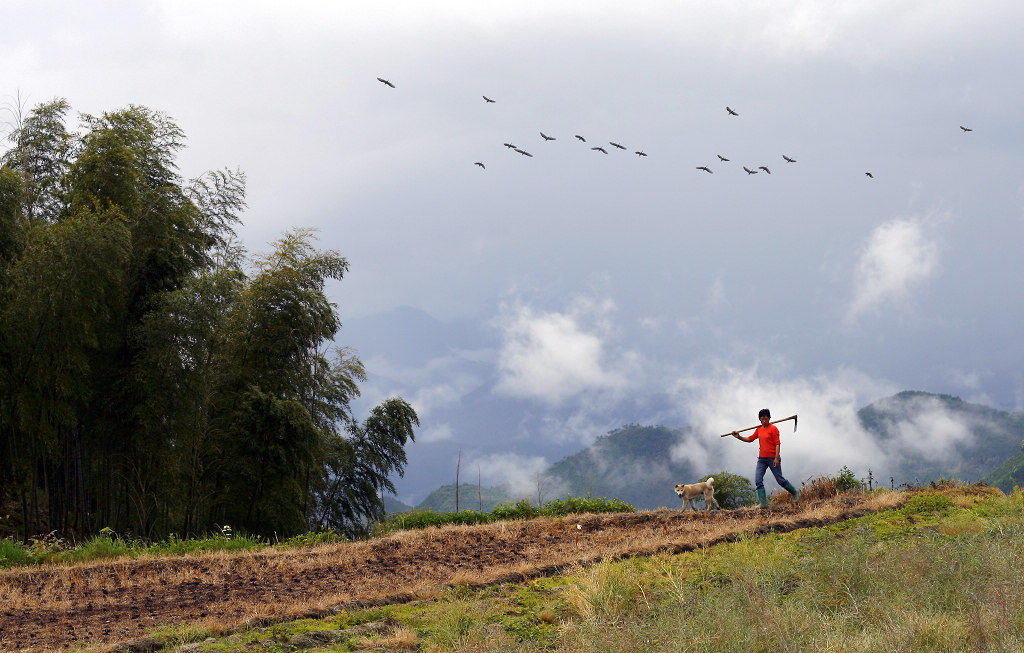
top-left (538, 495), bottom-right (633, 517)
top-left (376, 495), bottom-right (635, 536)
top-left (279, 527), bottom-right (346, 548)
top-left (698, 472), bottom-right (757, 509)
top-left (834, 466), bottom-right (862, 493)
top-left (491, 500), bottom-right (536, 521)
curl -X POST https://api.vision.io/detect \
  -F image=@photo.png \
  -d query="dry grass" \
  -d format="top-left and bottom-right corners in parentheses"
top-left (357, 625), bottom-right (421, 649)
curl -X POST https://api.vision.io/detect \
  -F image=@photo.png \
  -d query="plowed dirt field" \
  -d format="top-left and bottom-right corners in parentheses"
top-left (0, 492), bottom-right (904, 652)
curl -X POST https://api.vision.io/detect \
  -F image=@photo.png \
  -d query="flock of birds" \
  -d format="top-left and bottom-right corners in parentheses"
top-left (376, 77), bottom-right (973, 179)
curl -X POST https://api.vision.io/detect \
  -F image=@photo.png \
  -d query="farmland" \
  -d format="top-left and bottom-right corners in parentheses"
top-left (0, 489), bottom-right (906, 652)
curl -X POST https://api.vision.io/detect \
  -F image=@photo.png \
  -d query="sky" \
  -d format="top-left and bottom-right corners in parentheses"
top-left (4, 1), bottom-right (1024, 505)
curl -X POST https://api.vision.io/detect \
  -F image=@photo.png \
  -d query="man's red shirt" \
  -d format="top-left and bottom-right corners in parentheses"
top-left (754, 424), bottom-right (780, 458)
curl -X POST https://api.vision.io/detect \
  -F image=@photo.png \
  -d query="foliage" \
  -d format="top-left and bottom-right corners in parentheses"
top-left (0, 99), bottom-right (417, 544)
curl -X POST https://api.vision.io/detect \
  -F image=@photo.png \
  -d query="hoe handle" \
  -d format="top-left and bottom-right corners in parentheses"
top-left (719, 414), bottom-right (798, 437)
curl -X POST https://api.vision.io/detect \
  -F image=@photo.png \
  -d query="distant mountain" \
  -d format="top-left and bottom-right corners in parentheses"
top-left (857, 391), bottom-right (1024, 486)
top-left (539, 424), bottom-right (699, 510)
top-left (382, 495), bottom-right (415, 515)
top-left (415, 483), bottom-right (515, 513)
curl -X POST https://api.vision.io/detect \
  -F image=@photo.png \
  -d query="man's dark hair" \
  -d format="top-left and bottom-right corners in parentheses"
top-left (758, 408), bottom-right (771, 419)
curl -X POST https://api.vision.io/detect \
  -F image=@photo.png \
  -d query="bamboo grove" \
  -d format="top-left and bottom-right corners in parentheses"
top-left (0, 99), bottom-right (418, 542)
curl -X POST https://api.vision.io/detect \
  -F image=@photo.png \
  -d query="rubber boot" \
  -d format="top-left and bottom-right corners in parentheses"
top-left (783, 481), bottom-right (799, 502)
top-left (756, 488), bottom-right (767, 508)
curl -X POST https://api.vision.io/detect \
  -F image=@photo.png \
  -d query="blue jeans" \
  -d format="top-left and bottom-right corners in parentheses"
top-left (754, 457), bottom-right (791, 491)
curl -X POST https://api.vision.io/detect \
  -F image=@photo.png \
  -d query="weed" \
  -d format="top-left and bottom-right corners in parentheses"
top-left (0, 537), bottom-right (32, 568)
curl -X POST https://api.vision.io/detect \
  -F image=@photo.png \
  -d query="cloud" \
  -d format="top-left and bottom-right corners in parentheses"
top-left (418, 423), bottom-right (455, 444)
top-left (494, 298), bottom-right (637, 405)
top-left (866, 394), bottom-right (979, 462)
top-left (470, 452), bottom-right (558, 501)
top-left (847, 218), bottom-right (940, 322)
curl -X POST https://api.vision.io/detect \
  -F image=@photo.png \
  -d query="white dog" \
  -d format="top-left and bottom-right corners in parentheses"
top-left (674, 477), bottom-right (720, 511)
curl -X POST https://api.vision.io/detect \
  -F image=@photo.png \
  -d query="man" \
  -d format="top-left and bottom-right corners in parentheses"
top-left (731, 408), bottom-right (799, 507)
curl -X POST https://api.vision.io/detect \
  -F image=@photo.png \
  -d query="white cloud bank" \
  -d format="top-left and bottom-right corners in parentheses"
top-left (494, 298), bottom-right (638, 405)
top-left (470, 452), bottom-right (558, 501)
top-left (847, 218), bottom-right (940, 322)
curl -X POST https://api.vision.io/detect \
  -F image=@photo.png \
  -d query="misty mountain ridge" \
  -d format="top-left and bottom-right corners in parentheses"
top-left (403, 391), bottom-right (1024, 513)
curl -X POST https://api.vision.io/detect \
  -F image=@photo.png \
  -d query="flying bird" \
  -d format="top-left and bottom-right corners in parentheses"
top-left (540, 132), bottom-right (556, 141)
top-left (960, 125), bottom-right (972, 132)
top-left (609, 142), bottom-right (627, 150)
top-left (759, 166), bottom-right (771, 174)
top-left (717, 154), bottom-right (730, 162)
top-left (474, 162), bottom-right (485, 169)
top-left (696, 166), bottom-right (713, 174)
top-left (592, 146), bottom-right (608, 154)
top-left (376, 77), bottom-right (395, 88)
top-left (635, 151), bottom-right (647, 157)
top-left (483, 96), bottom-right (496, 103)
top-left (783, 155), bottom-right (796, 163)
top-left (865, 172), bottom-right (874, 178)
top-left (514, 148), bottom-right (533, 157)
top-left (743, 166), bottom-right (758, 174)
top-left (575, 134), bottom-right (586, 142)
top-left (726, 106), bottom-right (738, 116)
top-left (503, 143), bottom-right (517, 149)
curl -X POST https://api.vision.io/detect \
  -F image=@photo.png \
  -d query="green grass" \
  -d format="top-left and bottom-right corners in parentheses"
top-left (174, 485), bottom-right (1024, 652)
top-left (377, 494), bottom-right (634, 535)
top-left (0, 528), bottom-right (268, 568)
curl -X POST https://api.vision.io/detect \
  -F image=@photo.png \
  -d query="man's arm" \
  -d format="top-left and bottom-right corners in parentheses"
top-left (731, 431), bottom-right (757, 443)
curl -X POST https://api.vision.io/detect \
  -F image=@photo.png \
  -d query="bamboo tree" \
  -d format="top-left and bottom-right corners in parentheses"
top-left (0, 100), bottom-right (418, 542)
top-left (0, 98), bottom-right (75, 224)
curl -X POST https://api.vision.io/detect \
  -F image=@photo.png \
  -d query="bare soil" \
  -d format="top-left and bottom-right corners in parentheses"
top-left (0, 493), bottom-right (904, 652)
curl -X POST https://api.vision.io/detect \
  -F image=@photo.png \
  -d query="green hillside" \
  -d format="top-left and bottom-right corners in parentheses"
top-left (985, 446), bottom-right (1024, 492)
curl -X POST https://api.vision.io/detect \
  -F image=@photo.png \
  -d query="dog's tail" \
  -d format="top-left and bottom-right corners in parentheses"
top-left (706, 477), bottom-right (714, 487)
